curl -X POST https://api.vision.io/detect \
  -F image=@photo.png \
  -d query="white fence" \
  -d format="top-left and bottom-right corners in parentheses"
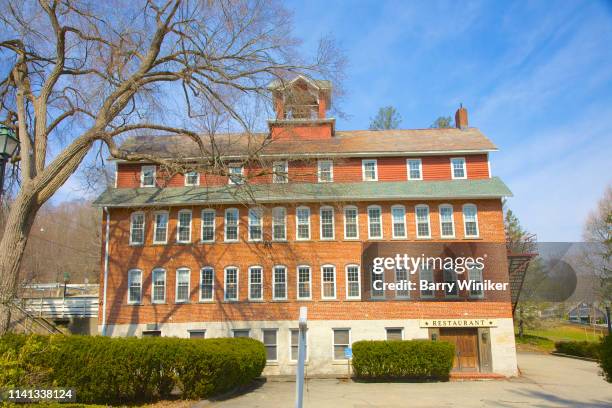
top-left (23, 296), bottom-right (98, 318)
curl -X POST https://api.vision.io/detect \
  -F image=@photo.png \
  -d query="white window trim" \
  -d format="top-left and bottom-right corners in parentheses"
top-left (248, 265), bottom-right (264, 301)
top-left (406, 158), bottom-right (423, 180)
top-left (345, 264), bottom-right (361, 300)
top-left (386, 327), bottom-right (404, 340)
top-left (140, 165), bottom-right (156, 187)
top-left (362, 159), bottom-right (378, 181)
top-left (415, 204), bottom-right (432, 239)
top-left (184, 171), bottom-right (200, 186)
top-left (232, 329), bottom-right (250, 338)
top-left (201, 209), bottom-right (216, 243)
top-left (248, 208), bottom-right (263, 242)
top-left (468, 267), bottom-right (485, 299)
top-left (188, 329), bottom-right (206, 338)
top-left (343, 206), bottom-right (359, 240)
top-left (127, 269), bottom-right (142, 304)
top-left (228, 165), bottom-right (244, 185)
top-left (320, 264), bottom-right (337, 300)
top-left (224, 266), bottom-right (239, 301)
top-left (438, 204), bottom-right (456, 239)
top-left (319, 206), bottom-right (335, 240)
top-left (272, 265), bottom-right (288, 301)
top-left (371, 267), bottom-right (385, 300)
top-left (272, 161), bottom-right (288, 184)
top-left (224, 208), bottom-right (240, 242)
top-left (391, 205), bottom-right (407, 239)
top-left (153, 211), bottom-right (168, 244)
top-left (129, 212), bottom-right (145, 246)
top-left (462, 203), bottom-right (480, 238)
top-left (295, 206), bottom-right (311, 241)
top-left (395, 268), bottom-right (410, 299)
top-left (176, 209), bottom-right (192, 243)
top-left (444, 268), bottom-right (460, 298)
top-left (175, 267), bottom-right (191, 303)
top-left (262, 328), bottom-right (279, 362)
top-left (151, 268), bottom-right (166, 304)
top-left (296, 265), bottom-right (312, 300)
top-left (332, 328), bottom-right (352, 361)
top-left (272, 207), bottom-right (287, 241)
top-left (199, 266), bottom-right (215, 302)
top-left (450, 157), bottom-right (467, 180)
top-left (367, 205), bottom-right (383, 239)
top-left (317, 159), bottom-right (334, 183)
top-left (487, 153), bottom-right (492, 178)
top-left (419, 267), bottom-right (435, 299)
top-left (290, 328), bottom-right (309, 362)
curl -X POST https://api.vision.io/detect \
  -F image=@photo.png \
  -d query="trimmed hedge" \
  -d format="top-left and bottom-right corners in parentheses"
top-left (600, 335), bottom-right (612, 383)
top-left (0, 334), bottom-right (266, 403)
top-left (352, 340), bottom-right (455, 380)
top-left (554, 340), bottom-right (600, 359)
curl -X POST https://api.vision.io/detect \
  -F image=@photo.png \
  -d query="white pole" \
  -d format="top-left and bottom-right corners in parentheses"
top-left (296, 306), bottom-right (307, 408)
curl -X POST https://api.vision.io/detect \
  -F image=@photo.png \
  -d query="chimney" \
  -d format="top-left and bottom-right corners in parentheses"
top-left (455, 104), bottom-right (468, 129)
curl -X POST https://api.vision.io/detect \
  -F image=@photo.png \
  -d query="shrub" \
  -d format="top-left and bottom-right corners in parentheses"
top-left (0, 335), bottom-right (266, 404)
top-left (599, 335), bottom-right (612, 383)
top-left (352, 340), bottom-right (455, 380)
top-left (554, 340), bottom-right (601, 359)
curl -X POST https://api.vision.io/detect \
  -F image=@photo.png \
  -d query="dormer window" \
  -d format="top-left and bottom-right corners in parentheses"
top-left (318, 160), bottom-right (333, 182)
top-left (362, 159), bottom-right (378, 181)
top-left (407, 159), bottom-right (422, 180)
top-left (451, 157), bottom-right (467, 179)
top-left (273, 161), bottom-right (288, 183)
top-left (141, 165), bottom-right (156, 187)
top-left (185, 171), bottom-right (199, 186)
top-left (228, 165), bottom-right (244, 185)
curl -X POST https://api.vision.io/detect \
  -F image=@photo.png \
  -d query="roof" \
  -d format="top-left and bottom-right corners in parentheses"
top-left (116, 127), bottom-right (497, 160)
top-left (93, 177), bottom-right (512, 207)
top-left (267, 75), bottom-right (332, 90)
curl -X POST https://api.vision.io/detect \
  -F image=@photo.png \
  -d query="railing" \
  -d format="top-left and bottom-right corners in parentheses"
top-left (23, 296), bottom-right (98, 318)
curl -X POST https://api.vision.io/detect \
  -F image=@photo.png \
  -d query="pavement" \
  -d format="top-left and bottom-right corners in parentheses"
top-left (199, 352), bottom-right (612, 407)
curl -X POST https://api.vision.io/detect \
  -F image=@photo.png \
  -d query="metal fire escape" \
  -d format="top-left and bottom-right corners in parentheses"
top-left (507, 233), bottom-right (538, 315)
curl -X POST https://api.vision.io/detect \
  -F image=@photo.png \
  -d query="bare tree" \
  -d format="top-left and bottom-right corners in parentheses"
top-left (0, 0), bottom-right (344, 332)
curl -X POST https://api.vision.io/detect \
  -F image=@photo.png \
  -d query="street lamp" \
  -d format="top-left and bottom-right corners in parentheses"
top-left (0, 125), bottom-right (20, 199)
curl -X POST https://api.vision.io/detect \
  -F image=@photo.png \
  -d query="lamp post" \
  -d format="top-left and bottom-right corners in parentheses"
top-left (0, 125), bottom-right (20, 200)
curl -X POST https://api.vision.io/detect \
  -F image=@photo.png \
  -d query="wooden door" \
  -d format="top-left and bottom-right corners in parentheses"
top-left (439, 328), bottom-right (479, 372)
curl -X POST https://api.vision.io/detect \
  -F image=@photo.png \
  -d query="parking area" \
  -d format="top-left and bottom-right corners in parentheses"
top-left (200, 352), bottom-right (612, 407)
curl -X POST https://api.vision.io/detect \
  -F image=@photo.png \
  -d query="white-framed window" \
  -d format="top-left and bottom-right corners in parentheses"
top-left (152, 268), bottom-right (166, 303)
top-left (228, 165), bottom-right (244, 185)
top-left (463, 204), bottom-right (480, 238)
top-left (386, 328), bottom-right (403, 341)
top-left (415, 205), bottom-right (431, 238)
top-left (127, 269), bottom-right (142, 304)
top-left (407, 159), bottom-right (422, 180)
top-left (248, 266), bottom-right (263, 301)
top-left (320, 206), bottom-right (335, 240)
top-left (321, 264), bottom-right (336, 300)
top-left (272, 161), bottom-right (288, 183)
top-left (451, 157), bottom-right (467, 179)
top-left (419, 267), bottom-right (434, 299)
top-left (272, 207), bottom-right (287, 241)
top-left (185, 171), bottom-right (199, 186)
top-left (233, 329), bottom-right (250, 338)
top-left (296, 206), bottom-right (311, 240)
top-left (395, 268), bottom-right (409, 299)
top-left (175, 267), bottom-right (190, 303)
top-left (141, 165), bottom-right (156, 187)
top-left (290, 328), bottom-right (308, 361)
top-left (224, 208), bottom-right (239, 242)
top-left (177, 210), bottom-right (192, 243)
top-left (345, 264), bottom-right (361, 300)
top-left (317, 160), bottom-right (333, 182)
top-left (153, 212), bottom-right (168, 244)
top-left (248, 207), bottom-right (263, 241)
top-left (273, 265), bottom-right (287, 300)
top-left (362, 159), bottom-right (378, 181)
top-left (224, 266), bottom-right (239, 301)
top-left (391, 205), bottom-right (406, 238)
top-left (371, 266), bottom-right (385, 299)
top-left (343, 206), bottom-right (359, 239)
top-left (333, 328), bottom-right (351, 360)
top-left (199, 267), bottom-right (214, 301)
top-left (189, 330), bottom-right (206, 339)
top-left (439, 205), bottom-right (455, 238)
top-left (130, 212), bottom-right (145, 245)
top-left (262, 329), bottom-right (278, 361)
top-left (297, 265), bottom-right (311, 300)
top-left (443, 268), bottom-right (459, 297)
top-left (468, 267), bottom-right (484, 299)
top-left (367, 205), bottom-right (382, 239)
top-left (201, 209), bottom-right (216, 242)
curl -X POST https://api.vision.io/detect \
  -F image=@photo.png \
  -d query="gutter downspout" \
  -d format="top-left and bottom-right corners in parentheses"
top-left (101, 207), bottom-right (110, 336)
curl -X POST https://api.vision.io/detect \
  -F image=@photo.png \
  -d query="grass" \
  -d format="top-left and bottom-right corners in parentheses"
top-left (515, 322), bottom-right (606, 353)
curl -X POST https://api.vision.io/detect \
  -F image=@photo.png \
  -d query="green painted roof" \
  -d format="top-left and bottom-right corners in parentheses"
top-left (93, 177), bottom-right (512, 208)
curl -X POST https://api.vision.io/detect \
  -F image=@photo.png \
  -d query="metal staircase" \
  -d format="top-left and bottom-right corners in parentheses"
top-left (507, 233), bottom-right (538, 315)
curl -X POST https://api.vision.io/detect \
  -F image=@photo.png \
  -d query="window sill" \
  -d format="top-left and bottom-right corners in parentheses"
top-left (175, 301), bottom-right (190, 305)
top-left (391, 237), bottom-right (408, 240)
top-left (200, 241), bottom-right (216, 244)
top-left (128, 243), bottom-right (144, 247)
top-left (440, 236), bottom-right (456, 240)
top-left (127, 303), bottom-right (143, 306)
top-left (152, 302), bottom-right (167, 305)
top-left (152, 242), bottom-right (168, 246)
top-left (271, 299), bottom-right (289, 302)
top-left (345, 298), bottom-right (362, 301)
top-left (248, 299), bottom-right (265, 302)
top-left (175, 242), bottom-right (192, 245)
top-left (415, 237), bottom-right (432, 240)
top-left (198, 300), bottom-right (215, 303)
top-left (271, 240), bottom-right (288, 243)
top-left (320, 298), bottom-right (338, 301)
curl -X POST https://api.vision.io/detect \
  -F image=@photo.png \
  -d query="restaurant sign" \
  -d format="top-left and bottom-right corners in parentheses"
top-left (420, 319), bottom-right (497, 328)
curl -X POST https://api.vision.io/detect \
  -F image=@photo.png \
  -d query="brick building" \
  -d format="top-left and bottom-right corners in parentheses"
top-left (95, 76), bottom-right (518, 376)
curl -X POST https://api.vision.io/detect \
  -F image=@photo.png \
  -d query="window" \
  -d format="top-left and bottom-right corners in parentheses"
top-left (273, 265), bottom-right (287, 300)
top-left (201, 209), bottom-right (216, 242)
top-left (290, 329), bottom-right (308, 361)
top-left (185, 171), bottom-right (199, 186)
top-left (320, 206), bottom-right (335, 240)
top-left (367, 205), bottom-right (382, 239)
top-left (451, 157), bottom-right (466, 179)
top-left (296, 206), bottom-right (310, 240)
top-left (469, 267), bottom-right (484, 299)
top-left (130, 212), bottom-right (145, 245)
top-left (189, 330), bottom-right (206, 339)
top-left (333, 329), bottom-right (351, 360)
top-left (371, 266), bottom-right (385, 299)
top-left (142, 330), bottom-right (161, 337)
top-left (248, 208), bottom-right (263, 241)
top-left (362, 159), bottom-right (378, 181)
top-left (346, 265), bottom-right (361, 300)
top-left (344, 206), bottom-right (359, 239)
top-left (439, 205), bottom-right (455, 238)
top-left (175, 268), bottom-right (190, 303)
top-left (318, 160), bottom-right (333, 182)
top-left (415, 205), bottom-right (431, 238)
top-left (127, 269), bottom-right (142, 304)
top-left (463, 204), bottom-right (479, 238)
top-left (395, 268), bottom-right (409, 298)
top-left (443, 268), bottom-right (458, 297)
top-left (297, 265), bottom-right (311, 299)
top-left (199, 267), bottom-right (214, 301)
top-left (152, 268), bottom-right (166, 303)
top-left (263, 329), bottom-right (277, 361)
top-left (419, 267), bottom-right (434, 299)
top-left (224, 267), bottom-right (239, 301)
top-left (228, 165), bottom-right (244, 184)
top-left (248, 266), bottom-right (263, 300)
top-left (407, 159), bottom-right (422, 180)
top-left (233, 329), bottom-right (250, 338)
top-left (386, 328), bottom-right (403, 341)
top-left (272, 207), bottom-right (286, 241)
top-left (153, 212), bottom-right (168, 244)
top-left (272, 161), bottom-right (288, 183)
top-left (321, 265), bottom-right (336, 299)
top-left (141, 165), bottom-right (156, 187)
top-left (177, 210), bottom-right (192, 243)
top-left (391, 205), bottom-right (406, 238)
top-left (224, 208), bottom-right (239, 242)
